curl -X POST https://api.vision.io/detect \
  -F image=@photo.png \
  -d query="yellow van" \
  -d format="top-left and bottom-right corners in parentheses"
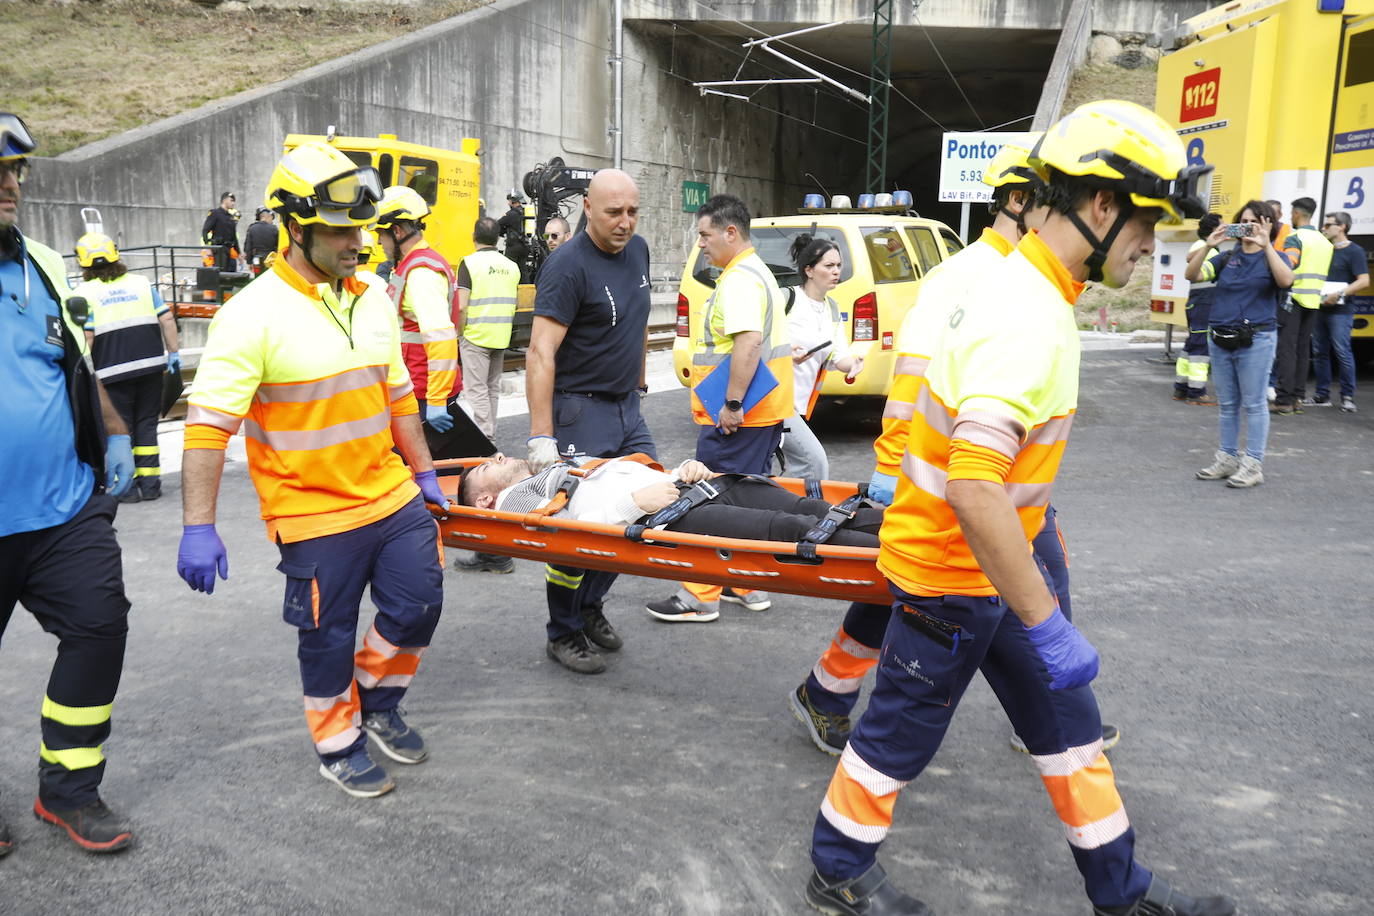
top-left (281, 131), bottom-right (482, 269)
top-left (672, 212), bottom-right (965, 399)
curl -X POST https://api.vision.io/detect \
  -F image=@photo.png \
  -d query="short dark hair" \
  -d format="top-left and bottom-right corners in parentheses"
top-left (1234, 200), bottom-right (1280, 241)
top-left (696, 194), bottom-right (751, 239)
top-left (789, 233), bottom-right (840, 276)
top-left (82, 260), bottom-right (128, 282)
top-left (1325, 211), bottom-right (1352, 233)
top-left (1036, 168), bottom-right (1131, 219)
top-left (221, 191), bottom-right (235, 202)
top-left (458, 469), bottom-right (476, 506)
top-left (473, 216), bottom-right (500, 246)
top-left (1197, 212), bottom-right (1222, 241)
top-left (546, 216), bottom-right (571, 234)
top-left (1291, 197), bottom-right (1317, 217)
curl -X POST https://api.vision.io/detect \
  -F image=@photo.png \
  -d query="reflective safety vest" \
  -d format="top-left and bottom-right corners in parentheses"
top-left (689, 248), bottom-right (794, 427)
top-left (72, 273), bottom-right (166, 383)
top-left (387, 245), bottom-right (460, 404)
top-left (1288, 225), bottom-right (1334, 309)
top-left (184, 257), bottom-right (420, 544)
top-left (460, 247), bottom-right (520, 349)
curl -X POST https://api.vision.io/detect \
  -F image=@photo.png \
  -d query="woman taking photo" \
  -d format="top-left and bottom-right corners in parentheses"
top-left (1185, 200), bottom-right (1294, 488)
top-left (780, 234), bottom-right (863, 480)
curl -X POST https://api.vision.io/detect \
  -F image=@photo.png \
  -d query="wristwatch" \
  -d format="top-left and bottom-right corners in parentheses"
top-left (724, 398), bottom-right (743, 412)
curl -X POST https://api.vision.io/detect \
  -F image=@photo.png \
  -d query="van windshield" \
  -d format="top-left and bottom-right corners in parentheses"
top-left (690, 225), bottom-right (853, 288)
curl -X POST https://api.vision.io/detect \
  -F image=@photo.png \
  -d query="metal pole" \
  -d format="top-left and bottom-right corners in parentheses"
top-left (959, 203), bottom-right (970, 242)
top-left (611, 0), bottom-right (624, 170)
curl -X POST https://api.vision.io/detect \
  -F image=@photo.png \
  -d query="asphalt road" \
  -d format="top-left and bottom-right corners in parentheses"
top-left (1, 345), bottom-right (1371, 915)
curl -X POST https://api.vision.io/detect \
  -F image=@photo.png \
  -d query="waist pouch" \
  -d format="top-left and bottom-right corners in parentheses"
top-left (1210, 324), bottom-right (1254, 350)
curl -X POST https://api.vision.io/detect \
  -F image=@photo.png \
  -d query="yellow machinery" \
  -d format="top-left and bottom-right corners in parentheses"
top-left (282, 131), bottom-right (482, 268)
top-left (1151, 0), bottom-right (1374, 352)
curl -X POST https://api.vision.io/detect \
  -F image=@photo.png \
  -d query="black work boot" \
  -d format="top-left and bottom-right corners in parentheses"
top-left (138, 477), bottom-right (162, 501)
top-left (580, 604), bottom-right (622, 651)
top-left (1093, 876), bottom-right (1237, 916)
top-left (805, 861), bottom-right (934, 915)
top-left (546, 631), bottom-right (606, 674)
top-left (453, 551), bottom-right (514, 574)
top-left (0, 811), bottom-right (13, 858)
top-left (789, 683), bottom-right (851, 756)
top-left (33, 798), bottom-right (133, 853)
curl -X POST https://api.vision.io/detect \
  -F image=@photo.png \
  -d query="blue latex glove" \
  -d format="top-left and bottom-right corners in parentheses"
top-left (423, 403), bottom-right (454, 434)
top-left (177, 524), bottom-right (229, 594)
top-left (105, 434), bottom-right (135, 497)
top-left (1024, 607), bottom-right (1099, 690)
top-left (415, 469), bottom-right (452, 513)
top-left (166, 351), bottom-right (181, 374)
top-left (867, 470), bottom-right (897, 505)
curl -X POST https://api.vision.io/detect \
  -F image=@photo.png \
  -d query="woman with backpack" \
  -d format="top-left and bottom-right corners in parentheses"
top-left (780, 234), bottom-right (863, 480)
top-left (1185, 200), bottom-right (1295, 487)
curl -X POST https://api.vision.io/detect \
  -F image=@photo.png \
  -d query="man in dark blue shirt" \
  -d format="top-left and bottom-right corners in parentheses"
top-left (1310, 211), bottom-right (1369, 411)
top-left (523, 169), bottom-right (655, 674)
top-left (0, 113), bottom-right (138, 855)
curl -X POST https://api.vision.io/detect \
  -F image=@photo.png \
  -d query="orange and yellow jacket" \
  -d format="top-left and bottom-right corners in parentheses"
top-left (878, 230), bottom-right (1081, 597)
top-left (184, 257), bottom-right (420, 543)
top-left (387, 246), bottom-right (460, 408)
top-left (872, 227), bottom-right (1016, 478)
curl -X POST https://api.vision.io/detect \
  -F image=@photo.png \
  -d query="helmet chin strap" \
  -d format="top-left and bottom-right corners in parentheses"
top-left (1064, 203), bottom-right (1135, 283)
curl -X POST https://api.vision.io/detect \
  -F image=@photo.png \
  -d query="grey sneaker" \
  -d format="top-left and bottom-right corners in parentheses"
top-left (1195, 450), bottom-right (1241, 480)
top-left (318, 749), bottom-right (395, 798)
top-left (362, 707), bottom-right (428, 764)
top-left (721, 587), bottom-right (771, 611)
top-left (1226, 455), bottom-right (1264, 488)
top-left (1302, 396), bottom-right (1332, 407)
top-left (1340, 396), bottom-right (1357, 413)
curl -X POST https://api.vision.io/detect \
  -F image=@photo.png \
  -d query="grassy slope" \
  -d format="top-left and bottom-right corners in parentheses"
top-left (1062, 61), bottom-right (1163, 331)
top-left (2, 0), bottom-right (483, 156)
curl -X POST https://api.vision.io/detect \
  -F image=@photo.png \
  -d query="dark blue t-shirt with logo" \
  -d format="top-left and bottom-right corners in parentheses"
top-left (1205, 247), bottom-right (1293, 330)
top-left (534, 232), bottom-right (651, 395)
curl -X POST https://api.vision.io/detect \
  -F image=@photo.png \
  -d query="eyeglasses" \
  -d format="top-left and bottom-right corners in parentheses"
top-left (543, 232), bottom-right (563, 240)
top-left (0, 159), bottom-right (30, 184)
top-left (1322, 222), bottom-right (1339, 228)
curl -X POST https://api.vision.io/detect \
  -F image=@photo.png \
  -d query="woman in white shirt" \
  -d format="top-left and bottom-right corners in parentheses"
top-left (780, 235), bottom-right (862, 480)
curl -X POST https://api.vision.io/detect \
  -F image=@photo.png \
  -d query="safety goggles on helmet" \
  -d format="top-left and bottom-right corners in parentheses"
top-left (276, 165), bottom-right (382, 227)
top-left (1091, 151), bottom-right (1212, 223)
top-left (0, 113), bottom-right (36, 160)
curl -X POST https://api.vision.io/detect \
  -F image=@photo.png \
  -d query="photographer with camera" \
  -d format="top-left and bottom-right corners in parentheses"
top-left (1185, 200), bottom-right (1294, 488)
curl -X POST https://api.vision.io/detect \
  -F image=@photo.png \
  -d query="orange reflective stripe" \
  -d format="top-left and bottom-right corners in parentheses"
top-left (1033, 743), bottom-right (1131, 849)
top-left (254, 365), bottom-right (387, 404)
top-left (818, 746), bottom-right (909, 844)
top-left (303, 685), bottom-right (361, 753)
top-left (354, 624), bottom-right (426, 689)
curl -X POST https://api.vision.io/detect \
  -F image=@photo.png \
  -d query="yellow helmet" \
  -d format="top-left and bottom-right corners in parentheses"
top-left (1029, 100), bottom-right (1209, 224)
top-left (357, 228), bottom-right (384, 266)
top-left (982, 135), bottom-right (1043, 190)
top-left (75, 232), bottom-right (119, 268)
top-left (374, 186), bottom-right (431, 228)
top-left (265, 142), bottom-right (382, 228)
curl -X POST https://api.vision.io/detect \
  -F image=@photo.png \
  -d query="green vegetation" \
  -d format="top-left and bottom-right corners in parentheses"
top-left (2, 0), bottom-right (483, 156)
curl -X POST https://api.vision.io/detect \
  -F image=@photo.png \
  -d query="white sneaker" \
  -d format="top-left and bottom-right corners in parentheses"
top-left (1196, 450), bottom-right (1241, 480)
top-left (1340, 396), bottom-right (1357, 413)
top-left (1266, 386), bottom-right (1276, 402)
top-left (1226, 456), bottom-right (1264, 488)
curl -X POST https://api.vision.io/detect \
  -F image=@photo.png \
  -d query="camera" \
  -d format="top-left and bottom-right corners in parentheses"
top-left (1223, 223), bottom-right (1253, 238)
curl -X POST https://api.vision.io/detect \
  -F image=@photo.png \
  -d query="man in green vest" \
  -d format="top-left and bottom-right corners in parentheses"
top-left (456, 216), bottom-right (520, 442)
top-left (1272, 196), bottom-right (1333, 414)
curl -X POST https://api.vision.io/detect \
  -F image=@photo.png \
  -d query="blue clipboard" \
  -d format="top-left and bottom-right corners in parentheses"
top-left (694, 355), bottom-right (779, 424)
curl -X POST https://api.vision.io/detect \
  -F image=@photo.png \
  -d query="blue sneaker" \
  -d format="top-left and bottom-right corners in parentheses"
top-left (362, 707), bottom-right (428, 764)
top-left (318, 748), bottom-right (395, 798)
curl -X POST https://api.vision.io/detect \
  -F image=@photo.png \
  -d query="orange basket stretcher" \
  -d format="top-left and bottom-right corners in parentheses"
top-left (432, 459), bottom-right (889, 605)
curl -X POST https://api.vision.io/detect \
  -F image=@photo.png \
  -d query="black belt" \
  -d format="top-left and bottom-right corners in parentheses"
top-left (555, 389), bottom-right (632, 401)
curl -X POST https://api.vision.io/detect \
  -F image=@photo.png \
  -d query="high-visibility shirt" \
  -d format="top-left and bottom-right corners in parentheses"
top-left (1286, 225), bottom-right (1335, 309)
top-left (184, 256), bottom-right (421, 543)
top-left (387, 246), bottom-right (460, 406)
top-left (1185, 238), bottom-right (1216, 309)
top-left (72, 273), bottom-right (168, 383)
top-left (877, 229), bottom-right (1083, 597)
top-left (458, 247), bottom-right (520, 349)
top-left (872, 227), bottom-right (1015, 479)
top-left (689, 247), bottom-right (794, 427)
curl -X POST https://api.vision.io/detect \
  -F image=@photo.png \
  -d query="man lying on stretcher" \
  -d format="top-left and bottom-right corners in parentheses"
top-left (458, 453), bottom-right (883, 548)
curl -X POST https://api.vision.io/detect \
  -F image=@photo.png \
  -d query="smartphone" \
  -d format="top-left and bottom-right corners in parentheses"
top-left (1223, 223), bottom-right (1252, 238)
top-left (801, 340), bottom-right (832, 358)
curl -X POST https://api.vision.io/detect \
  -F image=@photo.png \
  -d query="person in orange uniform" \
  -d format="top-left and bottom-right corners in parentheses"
top-left (375, 186), bottom-right (461, 437)
top-left (175, 143), bottom-right (451, 800)
top-left (643, 194), bottom-right (794, 623)
top-left (804, 102), bottom-right (1236, 916)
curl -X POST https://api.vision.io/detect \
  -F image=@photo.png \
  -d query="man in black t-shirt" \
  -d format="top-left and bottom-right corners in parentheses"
top-left (1311, 211), bottom-right (1370, 411)
top-left (242, 208), bottom-right (278, 270)
top-left (525, 169), bottom-right (655, 674)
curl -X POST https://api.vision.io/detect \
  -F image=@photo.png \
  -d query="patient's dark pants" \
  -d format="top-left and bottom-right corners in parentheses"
top-left (665, 478), bottom-right (881, 548)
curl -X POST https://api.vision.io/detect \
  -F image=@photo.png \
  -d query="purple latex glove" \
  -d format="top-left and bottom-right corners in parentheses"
top-left (1023, 607), bottom-right (1099, 690)
top-left (178, 524), bottom-right (229, 594)
top-left (415, 469), bottom-right (453, 514)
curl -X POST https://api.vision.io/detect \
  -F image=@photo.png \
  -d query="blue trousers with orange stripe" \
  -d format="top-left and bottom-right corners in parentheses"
top-left (275, 496), bottom-right (444, 763)
top-left (810, 580), bottom-right (1152, 908)
top-left (805, 504), bottom-right (1072, 717)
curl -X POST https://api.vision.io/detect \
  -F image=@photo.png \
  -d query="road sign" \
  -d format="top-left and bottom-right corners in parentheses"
top-left (681, 181), bottom-right (710, 213)
top-left (937, 131), bottom-right (1038, 203)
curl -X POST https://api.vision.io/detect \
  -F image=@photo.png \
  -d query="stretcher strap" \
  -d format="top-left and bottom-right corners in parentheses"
top-left (801, 493), bottom-right (866, 546)
top-left (805, 479), bottom-right (824, 499)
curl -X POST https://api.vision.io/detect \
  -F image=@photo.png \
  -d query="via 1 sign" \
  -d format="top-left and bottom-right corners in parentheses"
top-left (681, 181), bottom-right (710, 213)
